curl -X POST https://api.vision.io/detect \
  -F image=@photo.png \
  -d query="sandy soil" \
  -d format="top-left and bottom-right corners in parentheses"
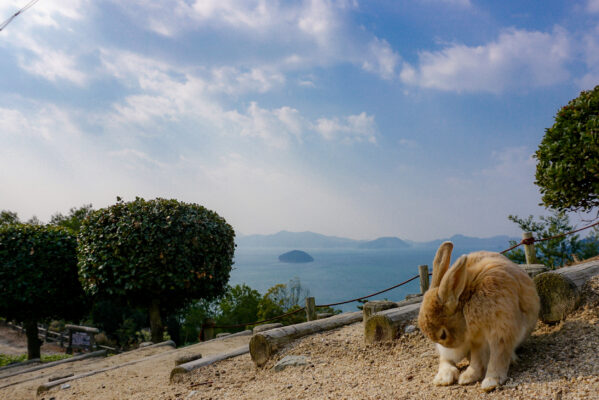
top-left (0, 325), bottom-right (64, 356)
top-left (171, 276), bottom-right (599, 400)
top-left (2, 277), bottom-right (599, 400)
top-left (0, 334), bottom-right (251, 400)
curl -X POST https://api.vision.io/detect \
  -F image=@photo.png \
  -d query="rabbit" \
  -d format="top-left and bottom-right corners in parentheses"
top-left (417, 241), bottom-right (540, 391)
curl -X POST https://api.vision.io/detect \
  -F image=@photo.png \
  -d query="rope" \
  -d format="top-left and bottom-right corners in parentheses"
top-left (205, 273), bottom-right (421, 330)
top-left (316, 274), bottom-right (420, 308)
top-left (0, 0), bottom-right (40, 32)
top-left (500, 220), bottom-right (599, 254)
top-left (207, 307), bottom-right (306, 330)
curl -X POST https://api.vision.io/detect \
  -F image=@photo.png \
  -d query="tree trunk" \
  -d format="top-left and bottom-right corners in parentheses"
top-left (148, 298), bottom-right (164, 343)
top-left (24, 319), bottom-right (41, 360)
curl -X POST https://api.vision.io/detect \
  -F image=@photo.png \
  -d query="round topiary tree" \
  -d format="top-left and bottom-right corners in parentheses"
top-left (78, 197), bottom-right (235, 343)
top-left (535, 85), bottom-right (599, 213)
top-left (0, 224), bottom-right (85, 359)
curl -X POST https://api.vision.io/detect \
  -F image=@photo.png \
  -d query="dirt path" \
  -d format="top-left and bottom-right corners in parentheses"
top-left (0, 334), bottom-right (251, 400)
top-left (0, 325), bottom-right (64, 356)
top-left (3, 277), bottom-right (599, 399)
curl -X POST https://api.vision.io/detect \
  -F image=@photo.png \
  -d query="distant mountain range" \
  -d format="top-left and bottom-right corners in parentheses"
top-left (236, 231), bottom-right (517, 251)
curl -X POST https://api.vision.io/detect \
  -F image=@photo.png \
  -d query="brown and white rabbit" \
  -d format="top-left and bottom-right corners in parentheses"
top-left (418, 242), bottom-right (540, 391)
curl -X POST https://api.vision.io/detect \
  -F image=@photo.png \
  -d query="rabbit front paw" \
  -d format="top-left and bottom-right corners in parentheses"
top-left (433, 364), bottom-right (458, 386)
top-left (458, 366), bottom-right (483, 385)
top-left (481, 376), bottom-right (506, 392)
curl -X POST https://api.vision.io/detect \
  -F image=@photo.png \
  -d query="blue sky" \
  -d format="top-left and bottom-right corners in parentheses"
top-left (1, 0), bottom-right (598, 241)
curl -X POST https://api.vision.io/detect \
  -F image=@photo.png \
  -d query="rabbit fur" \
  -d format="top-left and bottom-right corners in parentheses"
top-left (417, 241), bottom-right (540, 391)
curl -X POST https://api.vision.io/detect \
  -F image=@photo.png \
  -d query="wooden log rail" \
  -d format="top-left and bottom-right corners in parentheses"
top-left (534, 259), bottom-right (599, 323)
top-left (249, 311), bottom-right (363, 367)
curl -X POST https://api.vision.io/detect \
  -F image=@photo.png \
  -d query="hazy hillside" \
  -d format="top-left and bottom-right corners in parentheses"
top-left (236, 231), bottom-right (515, 250)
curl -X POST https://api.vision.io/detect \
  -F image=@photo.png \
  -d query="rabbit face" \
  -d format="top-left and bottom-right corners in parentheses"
top-left (419, 286), bottom-right (467, 348)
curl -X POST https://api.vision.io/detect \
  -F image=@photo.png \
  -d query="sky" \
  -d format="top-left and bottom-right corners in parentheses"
top-left (0, 0), bottom-right (598, 241)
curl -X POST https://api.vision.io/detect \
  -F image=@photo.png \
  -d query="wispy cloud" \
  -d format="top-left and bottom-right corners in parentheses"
top-left (314, 112), bottom-right (377, 144)
top-left (362, 37), bottom-right (400, 80)
top-left (401, 28), bottom-right (571, 93)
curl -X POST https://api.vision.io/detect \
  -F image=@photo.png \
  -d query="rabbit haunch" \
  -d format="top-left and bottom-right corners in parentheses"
top-left (418, 242), bottom-right (540, 392)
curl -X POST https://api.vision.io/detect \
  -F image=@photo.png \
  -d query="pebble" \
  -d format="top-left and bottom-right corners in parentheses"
top-left (60, 383), bottom-right (71, 390)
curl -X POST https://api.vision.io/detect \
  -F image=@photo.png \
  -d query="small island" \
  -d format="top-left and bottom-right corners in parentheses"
top-left (278, 250), bottom-right (314, 263)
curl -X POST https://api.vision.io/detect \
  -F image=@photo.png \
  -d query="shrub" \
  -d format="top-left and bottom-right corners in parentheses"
top-left (0, 224), bottom-right (85, 359)
top-left (78, 197), bottom-right (235, 343)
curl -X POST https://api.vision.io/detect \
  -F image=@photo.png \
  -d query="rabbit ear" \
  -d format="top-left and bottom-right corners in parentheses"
top-left (438, 255), bottom-right (468, 313)
top-left (431, 241), bottom-right (453, 288)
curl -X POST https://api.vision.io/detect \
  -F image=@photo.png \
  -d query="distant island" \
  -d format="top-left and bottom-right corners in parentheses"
top-left (278, 250), bottom-right (314, 263)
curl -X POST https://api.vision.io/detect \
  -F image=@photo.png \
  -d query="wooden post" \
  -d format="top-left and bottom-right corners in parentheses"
top-left (203, 319), bottom-right (215, 341)
top-left (523, 232), bottom-right (537, 265)
top-left (364, 303), bottom-right (421, 344)
top-left (418, 265), bottom-right (429, 294)
top-left (250, 311), bottom-right (363, 367)
top-left (305, 297), bottom-right (316, 321)
top-left (533, 259), bottom-right (599, 323)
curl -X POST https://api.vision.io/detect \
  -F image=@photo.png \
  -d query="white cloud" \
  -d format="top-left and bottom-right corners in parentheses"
top-left (0, 0), bottom-right (85, 30)
top-left (362, 37), bottom-right (400, 80)
top-left (0, 1), bottom-right (89, 85)
top-left (109, 0), bottom-right (395, 82)
top-left (101, 49), bottom-right (376, 148)
top-left (208, 66), bottom-right (286, 95)
top-left (588, 0), bottom-right (599, 13)
top-left (578, 25), bottom-right (599, 89)
top-left (479, 146), bottom-right (535, 180)
top-left (225, 103), bottom-right (305, 149)
top-left (401, 28), bottom-right (571, 93)
top-left (398, 138), bottom-right (419, 149)
top-left (314, 112), bottom-right (377, 144)
top-left (14, 35), bottom-right (87, 85)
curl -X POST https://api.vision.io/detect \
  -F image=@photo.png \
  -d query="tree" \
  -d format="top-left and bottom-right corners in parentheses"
top-left (0, 224), bottom-right (86, 359)
top-left (505, 211), bottom-right (599, 268)
top-left (0, 210), bottom-right (19, 226)
top-left (257, 277), bottom-right (309, 325)
top-left (535, 85), bottom-right (599, 215)
top-left (78, 197), bottom-right (235, 343)
top-left (215, 284), bottom-right (261, 332)
top-left (49, 204), bottom-right (94, 233)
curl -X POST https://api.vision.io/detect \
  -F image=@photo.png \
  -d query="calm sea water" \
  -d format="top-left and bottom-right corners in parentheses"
top-left (229, 246), bottom-right (479, 312)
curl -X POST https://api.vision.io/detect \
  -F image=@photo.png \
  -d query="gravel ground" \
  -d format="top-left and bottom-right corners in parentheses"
top-left (0, 325), bottom-right (64, 356)
top-left (172, 276), bottom-right (599, 400)
top-left (3, 277), bottom-right (598, 399)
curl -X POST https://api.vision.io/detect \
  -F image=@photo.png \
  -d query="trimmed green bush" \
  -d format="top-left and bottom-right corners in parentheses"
top-left (78, 197), bottom-right (235, 343)
top-left (535, 85), bottom-right (599, 213)
top-left (0, 224), bottom-right (85, 359)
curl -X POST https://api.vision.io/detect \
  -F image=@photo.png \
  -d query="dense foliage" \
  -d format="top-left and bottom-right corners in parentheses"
top-left (256, 277), bottom-right (309, 325)
top-left (505, 211), bottom-right (599, 268)
top-left (535, 85), bottom-right (599, 214)
top-left (49, 204), bottom-right (94, 233)
top-left (78, 197), bottom-right (235, 342)
top-left (0, 224), bottom-right (85, 358)
top-left (0, 210), bottom-right (19, 226)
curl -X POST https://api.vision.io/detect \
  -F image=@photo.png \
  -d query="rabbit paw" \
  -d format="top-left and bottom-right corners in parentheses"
top-left (458, 366), bottom-right (483, 385)
top-left (433, 365), bottom-right (458, 386)
top-left (481, 376), bottom-right (506, 392)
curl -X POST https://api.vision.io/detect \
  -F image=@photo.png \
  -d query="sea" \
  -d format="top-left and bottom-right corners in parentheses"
top-left (229, 246), bottom-right (482, 313)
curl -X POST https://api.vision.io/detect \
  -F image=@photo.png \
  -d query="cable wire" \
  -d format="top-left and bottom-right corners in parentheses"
top-left (0, 0), bottom-right (41, 32)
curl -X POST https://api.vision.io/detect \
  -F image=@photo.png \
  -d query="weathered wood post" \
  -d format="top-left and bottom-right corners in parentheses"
top-left (523, 232), bottom-right (538, 265)
top-left (203, 319), bottom-right (215, 341)
top-left (418, 265), bottom-right (429, 294)
top-left (533, 259), bottom-right (599, 323)
top-left (305, 297), bottom-right (316, 321)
